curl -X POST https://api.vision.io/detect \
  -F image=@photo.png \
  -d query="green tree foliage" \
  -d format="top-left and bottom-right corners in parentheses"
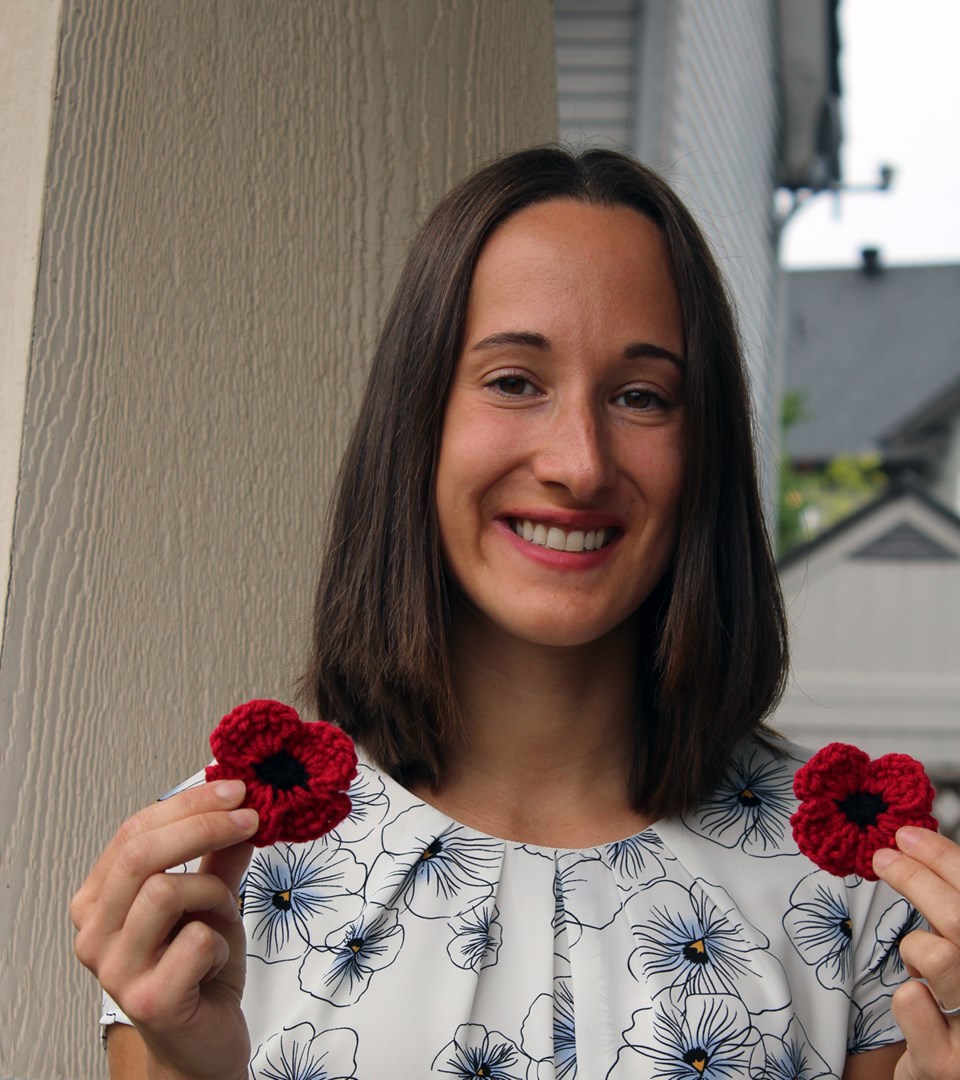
top-left (778, 390), bottom-right (888, 556)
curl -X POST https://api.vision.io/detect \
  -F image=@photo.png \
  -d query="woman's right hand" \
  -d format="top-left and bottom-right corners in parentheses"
top-left (70, 779), bottom-right (260, 1080)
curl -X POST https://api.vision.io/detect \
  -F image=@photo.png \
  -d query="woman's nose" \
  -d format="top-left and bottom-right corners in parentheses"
top-left (530, 403), bottom-right (615, 500)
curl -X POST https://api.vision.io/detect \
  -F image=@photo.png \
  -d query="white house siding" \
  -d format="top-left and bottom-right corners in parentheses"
top-left (555, 0), bottom-right (638, 148)
top-left (777, 491), bottom-right (960, 782)
top-left (663, 0), bottom-right (782, 480)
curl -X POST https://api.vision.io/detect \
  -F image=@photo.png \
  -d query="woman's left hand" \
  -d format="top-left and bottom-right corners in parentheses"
top-left (873, 826), bottom-right (960, 1078)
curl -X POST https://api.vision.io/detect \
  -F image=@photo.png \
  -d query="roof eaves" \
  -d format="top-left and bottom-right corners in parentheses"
top-left (776, 477), bottom-right (960, 570)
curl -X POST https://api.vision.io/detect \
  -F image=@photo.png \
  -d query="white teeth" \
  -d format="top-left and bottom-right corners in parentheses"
top-left (512, 519), bottom-right (610, 552)
top-left (546, 527), bottom-right (566, 551)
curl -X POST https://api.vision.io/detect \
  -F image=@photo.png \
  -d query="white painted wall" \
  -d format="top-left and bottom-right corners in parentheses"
top-left (0, 3), bottom-right (556, 1075)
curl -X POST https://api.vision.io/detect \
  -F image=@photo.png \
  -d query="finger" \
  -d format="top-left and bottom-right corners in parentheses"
top-left (125, 872), bottom-right (241, 962)
top-left (891, 978), bottom-right (953, 1070)
top-left (79, 869), bottom-right (240, 984)
top-left (899, 928), bottom-right (960, 1016)
top-left (72, 780), bottom-right (249, 921)
top-left (75, 804), bottom-right (258, 949)
top-left (898, 827), bottom-right (960, 883)
top-left (120, 920), bottom-right (236, 1030)
top-left (198, 840), bottom-right (255, 898)
top-left (873, 838), bottom-right (960, 942)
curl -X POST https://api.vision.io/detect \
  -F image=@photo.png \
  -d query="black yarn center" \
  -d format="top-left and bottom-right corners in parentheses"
top-left (254, 750), bottom-right (309, 791)
top-left (837, 789), bottom-right (888, 827)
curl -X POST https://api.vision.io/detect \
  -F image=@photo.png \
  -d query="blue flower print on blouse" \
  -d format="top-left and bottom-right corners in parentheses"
top-left (325, 763), bottom-right (390, 846)
top-left (298, 907), bottom-right (404, 1006)
top-left (847, 997), bottom-right (901, 1054)
top-left (603, 830), bottom-right (672, 895)
top-left (626, 878), bottom-right (790, 1015)
top-left (607, 995), bottom-right (758, 1080)
top-left (783, 871), bottom-right (858, 992)
top-left (250, 1022), bottom-right (358, 1080)
top-left (865, 897), bottom-right (923, 989)
top-left (682, 745), bottom-right (797, 857)
top-left (243, 841), bottom-right (365, 964)
top-left (521, 977), bottom-right (577, 1079)
top-left (552, 850), bottom-right (625, 947)
top-left (446, 898), bottom-right (502, 971)
top-left (371, 806), bottom-right (503, 920)
top-left (432, 1023), bottom-right (534, 1080)
top-left (748, 1016), bottom-right (833, 1079)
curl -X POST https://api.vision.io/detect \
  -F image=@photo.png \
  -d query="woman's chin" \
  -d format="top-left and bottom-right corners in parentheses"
top-left (454, 600), bottom-right (638, 654)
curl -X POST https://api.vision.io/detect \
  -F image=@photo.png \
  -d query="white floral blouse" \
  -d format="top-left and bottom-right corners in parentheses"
top-left (102, 738), bottom-right (914, 1078)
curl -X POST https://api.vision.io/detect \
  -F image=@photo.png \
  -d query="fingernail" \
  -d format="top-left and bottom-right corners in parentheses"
top-left (213, 779), bottom-right (246, 802)
top-left (897, 826), bottom-right (923, 850)
top-left (873, 847), bottom-right (900, 871)
top-left (229, 808), bottom-right (259, 830)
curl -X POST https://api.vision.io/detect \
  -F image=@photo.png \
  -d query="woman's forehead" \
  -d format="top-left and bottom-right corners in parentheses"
top-left (463, 199), bottom-right (683, 354)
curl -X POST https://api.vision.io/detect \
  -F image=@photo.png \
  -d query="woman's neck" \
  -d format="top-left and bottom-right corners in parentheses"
top-left (412, 608), bottom-right (653, 846)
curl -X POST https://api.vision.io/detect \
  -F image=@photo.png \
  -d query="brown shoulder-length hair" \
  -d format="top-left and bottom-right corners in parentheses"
top-left (303, 146), bottom-right (788, 817)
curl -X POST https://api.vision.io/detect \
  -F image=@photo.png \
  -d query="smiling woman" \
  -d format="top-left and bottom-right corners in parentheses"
top-left (311, 149), bottom-right (787, 823)
top-left (71, 148), bottom-right (960, 1080)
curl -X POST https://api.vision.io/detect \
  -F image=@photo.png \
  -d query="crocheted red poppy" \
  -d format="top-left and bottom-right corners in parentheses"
top-left (206, 699), bottom-right (357, 847)
top-left (791, 742), bottom-right (937, 880)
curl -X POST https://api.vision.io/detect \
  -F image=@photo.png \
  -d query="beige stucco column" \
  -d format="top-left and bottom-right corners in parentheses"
top-left (0, 3), bottom-right (556, 1075)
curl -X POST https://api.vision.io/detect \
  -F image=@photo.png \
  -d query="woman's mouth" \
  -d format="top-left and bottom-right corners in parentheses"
top-left (509, 518), bottom-right (615, 553)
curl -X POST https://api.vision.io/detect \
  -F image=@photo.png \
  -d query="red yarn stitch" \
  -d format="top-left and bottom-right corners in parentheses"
top-left (791, 742), bottom-right (937, 880)
top-left (206, 699), bottom-right (357, 847)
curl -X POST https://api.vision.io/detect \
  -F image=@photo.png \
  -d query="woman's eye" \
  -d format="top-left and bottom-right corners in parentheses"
top-left (491, 375), bottom-right (536, 396)
top-left (615, 388), bottom-right (665, 410)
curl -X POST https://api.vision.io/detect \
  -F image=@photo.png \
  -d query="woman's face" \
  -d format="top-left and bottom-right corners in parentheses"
top-left (435, 198), bottom-right (685, 650)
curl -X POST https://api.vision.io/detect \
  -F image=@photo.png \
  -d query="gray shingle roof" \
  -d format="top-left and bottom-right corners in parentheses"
top-left (784, 263), bottom-right (960, 461)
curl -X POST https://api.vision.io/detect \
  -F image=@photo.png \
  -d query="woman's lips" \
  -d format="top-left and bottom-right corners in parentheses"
top-left (494, 513), bottom-right (623, 567)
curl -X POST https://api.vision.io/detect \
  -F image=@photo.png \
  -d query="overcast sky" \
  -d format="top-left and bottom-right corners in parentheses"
top-left (780, 0), bottom-right (960, 269)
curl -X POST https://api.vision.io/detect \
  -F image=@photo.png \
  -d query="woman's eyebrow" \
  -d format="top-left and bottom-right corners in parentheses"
top-left (470, 330), bottom-right (549, 352)
top-left (469, 331), bottom-right (684, 369)
top-left (622, 341), bottom-right (685, 369)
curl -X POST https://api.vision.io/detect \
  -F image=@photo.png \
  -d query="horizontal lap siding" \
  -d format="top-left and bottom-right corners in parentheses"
top-left (556, 1), bottom-right (638, 149)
